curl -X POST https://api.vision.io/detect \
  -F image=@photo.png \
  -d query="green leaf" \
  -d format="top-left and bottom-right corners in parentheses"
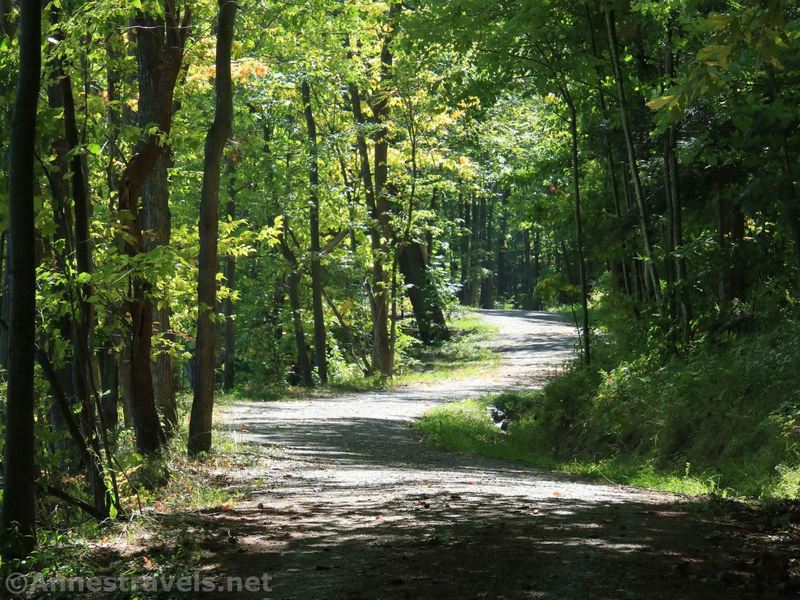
top-left (646, 95), bottom-right (676, 111)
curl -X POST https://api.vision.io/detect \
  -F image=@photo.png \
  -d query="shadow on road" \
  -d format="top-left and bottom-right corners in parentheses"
top-left (138, 310), bottom-right (796, 599)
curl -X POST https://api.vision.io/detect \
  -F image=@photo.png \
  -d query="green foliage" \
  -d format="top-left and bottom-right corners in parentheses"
top-left (420, 302), bottom-right (800, 499)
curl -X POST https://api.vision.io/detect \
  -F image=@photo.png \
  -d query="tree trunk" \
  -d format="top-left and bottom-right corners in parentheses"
top-left (533, 229), bottom-right (542, 309)
top-left (565, 91), bottom-right (591, 365)
top-left (47, 12), bottom-right (111, 518)
top-left (142, 148), bottom-right (178, 432)
top-left (280, 232), bottom-right (312, 388)
top-left (222, 160), bottom-right (237, 392)
top-left (188, 0), bottom-right (236, 456)
top-left (459, 190), bottom-right (471, 304)
top-left (348, 81), bottom-right (392, 375)
top-left (496, 190), bottom-right (509, 299)
top-left (2, 0), bottom-right (40, 558)
top-left (119, 1), bottom-right (189, 455)
top-left (301, 79), bottom-right (328, 384)
top-left (398, 242), bottom-right (449, 343)
top-left (479, 195), bottom-right (494, 309)
top-left (605, 9), bottom-right (661, 304)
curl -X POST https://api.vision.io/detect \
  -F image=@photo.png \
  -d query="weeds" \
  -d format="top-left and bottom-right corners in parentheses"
top-left (418, 310), bottom-right (800, 500)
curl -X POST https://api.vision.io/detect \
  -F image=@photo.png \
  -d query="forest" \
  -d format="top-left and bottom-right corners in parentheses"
top-left (1, 0), bottom-right (800, 596)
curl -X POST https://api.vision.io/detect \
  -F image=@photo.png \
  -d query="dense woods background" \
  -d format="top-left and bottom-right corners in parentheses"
top-left (1, 0), bottom-right (799, 565)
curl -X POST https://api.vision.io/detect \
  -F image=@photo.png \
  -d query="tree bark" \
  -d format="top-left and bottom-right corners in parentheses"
top-left (605, 9), bottom-right (661, 304)
top-left (46, 11), bottom-right (111, 518)
top-left (279, 231), bottom-right (312, 388)
top-left (222, 159), bottom-right (237, 392)
top-left (119, 1), bottom-right (190, 455)
top-left (188, 0), bottom-right (236, 456)
top-left (348, 81), bottom-right (392, 375)
top-left (2, 0), bottom-right (40, 558)
top-left (301, 79), bottom-right (328, 384)
top-left (459, 190), bottom-right (471, 304)
top-left (565, 90), bottom-right (591, 365)
top-left (142, 146), bottom-right (177, 432)
top-left (397, 242), bottom-right (448, 343)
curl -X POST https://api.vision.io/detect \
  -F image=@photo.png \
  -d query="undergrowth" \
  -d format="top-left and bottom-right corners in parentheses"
top-left (1, 395), bottom-right (276, 587)
top-left (325, 310), bottom-right (499, 391)
top-left (419, 303), bottom-right (800, 500)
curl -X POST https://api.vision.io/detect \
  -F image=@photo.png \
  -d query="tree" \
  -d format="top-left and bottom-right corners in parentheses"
top-left (301, 79), bottom-right (328, 384)
top-left (188, 0), bottom-right (237, 456)
top-left (118, 1), bottom-right (190, 455)
top-left (2, 0), bottom-right (41, 558)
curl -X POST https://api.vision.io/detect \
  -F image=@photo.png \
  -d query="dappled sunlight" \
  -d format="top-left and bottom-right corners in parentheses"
top-left (145, 312), bottom-right (796, 599)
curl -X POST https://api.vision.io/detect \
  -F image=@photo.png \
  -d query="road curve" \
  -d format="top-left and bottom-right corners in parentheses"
top-left (203, 310), bottom-right (791, 600)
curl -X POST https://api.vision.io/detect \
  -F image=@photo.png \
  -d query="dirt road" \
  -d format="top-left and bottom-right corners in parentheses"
top-left (200, 310), bottom-right (795, 599)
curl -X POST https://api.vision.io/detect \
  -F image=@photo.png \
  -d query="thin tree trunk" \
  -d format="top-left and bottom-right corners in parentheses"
top-left (348, 82), bottom-right (392, 375)
top-left (301, 79), bottom-right (328, 384)
top-left (47, 10), bottom-right (111, 517)
top-left (586, 3), bottom-right (632, 300)
top-left (496, 190), bottom-right (509, 298)
top-left (188, 0), bottom-right (237, 456)
top-left (565, 90), bottom-right (591, 365)
top-left (533, 229), bottom-right (542, 309)
top-left (222, 159), bottom-right (237, 392)
top-left (2, 0), bottom-right (40, 558)
top-left (460, 190), bottom-right (471, 304)
top-left (661, 23), bottom-right (691, 339)
top-left (280, 231), bottom-right (312, 387)
top-left (605, 9), bottom-right (661, 304)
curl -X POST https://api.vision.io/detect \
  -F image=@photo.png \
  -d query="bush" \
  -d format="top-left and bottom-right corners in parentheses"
top-left (420, 303), bottom-right (800, 499)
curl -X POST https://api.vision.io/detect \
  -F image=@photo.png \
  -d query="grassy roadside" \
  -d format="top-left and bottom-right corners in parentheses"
top-left (417, 311), bottom-right (800, 502)
top-left (391, 311), bottom-right (500, 386)
top-left (417, 394), bottom-right (718, 497)
top-left (232, 310), bottom-right (501, 398)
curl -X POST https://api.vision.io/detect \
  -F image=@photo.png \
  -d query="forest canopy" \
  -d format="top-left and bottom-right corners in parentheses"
top-left (1, 0), bottom-right (800, 566)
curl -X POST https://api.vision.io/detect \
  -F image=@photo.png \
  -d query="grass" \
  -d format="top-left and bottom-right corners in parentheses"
top-left (391, 311), bottom-right (500, 386)
top-left (417, 394), bottom-right (735, 497)
top-left (418, 307), bottom-right (800, 501)
top-left (230, 310), bottom-right (501, 396)
top-left (322, 310), bottom-right (500, 391)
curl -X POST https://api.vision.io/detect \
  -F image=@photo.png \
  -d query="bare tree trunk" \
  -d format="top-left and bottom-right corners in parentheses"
top-left (398, 242), bottom-right (449, 342)
top-left (142, 145), bottom-right (177, 431)
top-left (496, 190), bottom-right (509, 298)
top-left (565, 90), bottom-right (591, 365)
top-left (188, 0), bottom-right (236, 456)
top-left (118, 1), bottom-right (190, 455)
top-left (222, 160), bottom-right (237, 392)
top-left (0, 0), bottom-right (16, 375)
top-left (301, 79), bottom-right (328, 384)
top-left (2, 0), bottom-right (40, 559)
top-left (279, 230), bottom-right (312, 387)
top-left (137, 8), bottom-right (178, 434)
top-left (459, 190), bottom-right (471, 304)
top-left (605, 9), bottom-right (661, 304)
